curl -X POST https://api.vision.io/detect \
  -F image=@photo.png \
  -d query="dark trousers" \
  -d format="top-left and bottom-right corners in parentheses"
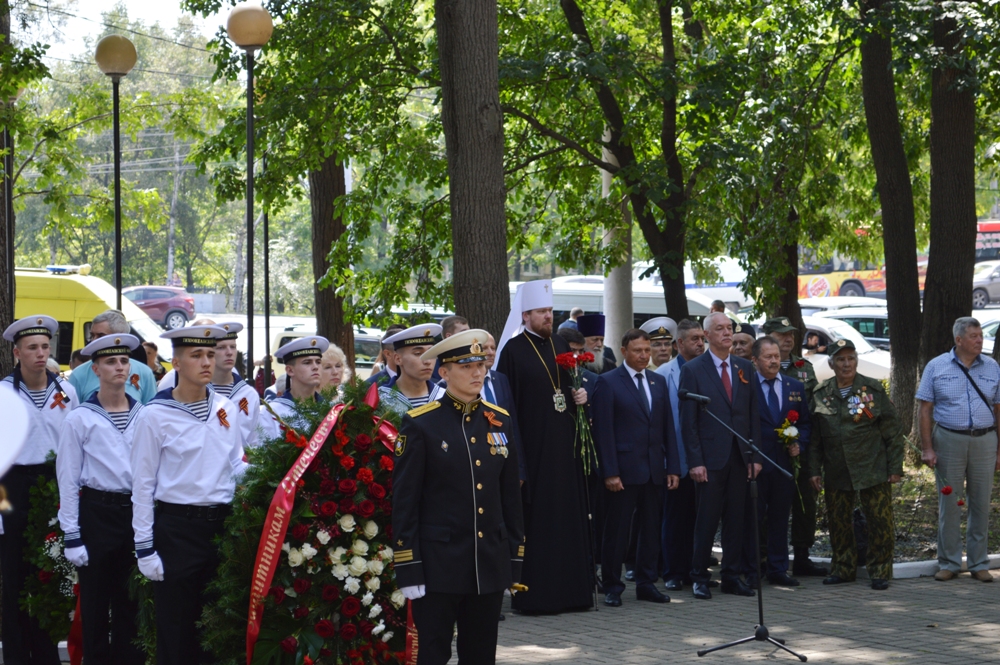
top-left (601, 480), bottom-right (663, 594)
top-left (691, 444), bottom-right (747, 583)
top-left (624, 512), bottom-right (638, 571)
top-left (740, 472), bottom-right (794, 578)
top-left (411, 590), bottom-right (505, 665)
top-left (0, 464), bottom-right (60, 665)
top-left (790, 470), bottom-right (818, 550)
top-left (587, 471), bottom-right (605, 566)
top-left (78, 490), bottom-right (144, 665)
top-left (661, 475), bottom-right (696, 582)
top-left (152, 509), bottom-right (227, 665)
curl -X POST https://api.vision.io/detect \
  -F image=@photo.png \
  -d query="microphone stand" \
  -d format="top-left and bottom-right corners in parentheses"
top-left (693, 403), bottom-right (807, 662)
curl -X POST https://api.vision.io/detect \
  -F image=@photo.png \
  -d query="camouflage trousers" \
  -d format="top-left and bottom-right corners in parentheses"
top-left (825, 483), bottom-right (894, 581)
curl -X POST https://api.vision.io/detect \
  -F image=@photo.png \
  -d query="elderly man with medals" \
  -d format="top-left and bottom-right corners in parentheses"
top-left (393, 329), bottom-right (524, 665)
top-left (495, 280), bottom-right (594, 614)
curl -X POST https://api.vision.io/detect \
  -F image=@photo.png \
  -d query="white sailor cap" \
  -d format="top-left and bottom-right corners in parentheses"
top-left (421, 329), bottom-right (489, 365)
top-left (215, 321), bottom-right (244, 340)
top-left (640, 316), bottom-right (677, 341)
top-left (83, 333), bottom-right (140, 359)
top-left (383, 323), bottom-right (443, 351)
top-left (3, 315), bottom-right (58, 343)
top-left (275, 335), bottom-right (329, 361)
top-left (161, 325), bottom-right (228, 347)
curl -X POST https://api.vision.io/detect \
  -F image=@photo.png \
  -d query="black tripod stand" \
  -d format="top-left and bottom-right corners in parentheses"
top-left (694, 404), bottom-right (807, 662)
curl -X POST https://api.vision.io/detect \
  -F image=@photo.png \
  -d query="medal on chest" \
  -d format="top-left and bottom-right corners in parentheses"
top-left (487, 432), bottom-right (509, 457)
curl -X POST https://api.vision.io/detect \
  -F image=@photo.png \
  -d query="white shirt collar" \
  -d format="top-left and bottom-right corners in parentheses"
top-left (627, 365), bottom-right (647, 379)
top-left (709, 350), bottom-right (731, 368)
top-left (757, 372), bottom-right (780, 385)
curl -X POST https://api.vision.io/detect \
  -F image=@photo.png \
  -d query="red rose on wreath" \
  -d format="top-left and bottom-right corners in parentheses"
top-left (355, 433), bottom-right (372, 449)
top-left (322, 584), bottom-right (340, 601)
top-left (320, 501), bottom-right (338, 517)
top-left (314, 619), bottom-right (336, 638)
top-left (269, 585), bottom-right (286, 604)
top-left (340, 623), bottom-right (358, 640)
top-left (293, 578), bottom-right (311, 594)
top-left (293, 606), bottom-right (310, 619)
top-left (338, 479), bottom-right (358, 495)
top-left (45, 532), bottom-right (58, 542)
top-left (369, 483), bottom-right (386, 499)
top-left (38, 570), bottom-right (52, 583)
top-left (357, 500), bottom-right (376, 518)
top-left (303, 656), bottom-right (313, 665)
top-left (787, 410), bottom-right (799, 424)
top-left (319, 479), bottom-right (337, 495)
top-left (341, 595), bottom-right (362, 617)
top-left (356, 468), bottom-right (374, 484)
top-left (280, 637), bottom-right (297, 653)
top-left (339, 498), bottom-right (356, 514)
top-left (379, 455), bottom-right (394, 471)
top-left (291, 524), bottom-right (309, 541)
top-left (360, 621), bottom-right (374, 638)
top-left (379, 498), bottom-right (392, 515)
top-left (340, 455), bottom-right (356, 471)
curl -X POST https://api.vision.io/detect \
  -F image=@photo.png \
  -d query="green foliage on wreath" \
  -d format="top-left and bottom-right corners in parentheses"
top-left (20, 461), bottom-right (76, 644)
top-left (201, 380), bottom-right (407, 665)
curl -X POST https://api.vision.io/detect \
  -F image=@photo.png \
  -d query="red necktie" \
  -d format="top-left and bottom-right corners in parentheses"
top-left (720, 361), bottom-right (732, 402)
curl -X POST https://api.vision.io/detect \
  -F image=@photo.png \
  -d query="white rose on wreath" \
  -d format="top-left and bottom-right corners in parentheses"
top-left (316, 530), bottom-right (331, 545)
top-left (363, 520), bottom-right (379, 539)
top-left (301, 543), bottom-right (318, 560)
top-left (361, 591), bottom-right (374, 606)
top-left (332, 563), bottom-right (350, 580)
top-left (380, 546), bottom-right (394, 561)
top-left (367, 559), bottom-right (384, 576)
top-left (344, 576), bottom-right (361, 594)
top-left (369, 604), bottom-right (382, 619)
top-left (390, 589), bottom-right (405, 608)
top-left (287, 548), bottom-right (305, 567)
top-left (372, 621), bottom-right (386, 635)
top-left (348, 555), bottom-right (368, 577)
top-left (382, 631), bottom-right (394, 643)
top-left (352, 540), bottom-right (369, 556)
top-left (329, 546), bottom-right (347, 563)
top-left (365, 576), bottom-right (381, 591)
top-left (339, 514), bottom-right (356, 532)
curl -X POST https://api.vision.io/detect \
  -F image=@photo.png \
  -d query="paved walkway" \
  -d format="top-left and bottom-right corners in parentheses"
top-left (475, 570), bottom-right (1000, 664)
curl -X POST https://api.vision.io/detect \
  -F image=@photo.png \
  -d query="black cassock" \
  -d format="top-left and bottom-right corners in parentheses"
top-left (497, 330), bottom-right (594, 613)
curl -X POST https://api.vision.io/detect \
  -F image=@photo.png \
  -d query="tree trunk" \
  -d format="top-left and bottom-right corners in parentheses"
top-left (0, 0), bottom-right (13, 377)
top-left (166, 142), bottom-right (181, 286)
top-left (920, 12), bottom-right (977, 366)
top-left (859, 0), bottom-right (922, 434)
top-left (435, 0), bottom-right (510, 338)
top-left (309, 153), bottom-right (354, 368)
top-left (775, 208), bottom-right (804, 333)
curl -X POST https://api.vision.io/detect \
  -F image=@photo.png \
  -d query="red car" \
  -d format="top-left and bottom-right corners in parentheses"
top-left (123, 286), bottom-right (195, 330)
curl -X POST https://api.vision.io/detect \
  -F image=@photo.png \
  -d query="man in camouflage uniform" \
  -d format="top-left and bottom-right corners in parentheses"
top-left (807, 338), bottom-right (905, 590)
top-left (763, 316), bottom-right (824, 576)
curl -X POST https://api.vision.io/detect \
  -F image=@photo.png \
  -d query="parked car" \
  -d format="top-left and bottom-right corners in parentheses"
top-left (814, 307), bottom-right (891, 351)
top-left (971, 261), bottom-right (1000, 309)
top-left (801, 316), bottom-right (891, 382)
top-left (123, 286), bottom-right (195, 330)
top-left (798, 296), bottom-right (887, 317)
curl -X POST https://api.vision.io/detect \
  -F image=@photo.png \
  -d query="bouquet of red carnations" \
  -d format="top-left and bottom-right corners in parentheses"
top-left (555, 352), bottom-right (599, 475)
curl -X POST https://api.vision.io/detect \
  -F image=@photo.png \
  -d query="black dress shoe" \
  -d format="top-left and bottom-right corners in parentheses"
top-left (720, 579), bottom-right (756, 596)
top-left (744, 575), bottom-right (759, 589)
top-left (604, 591), bottom-right (622, 607)
top-left (870, 579), bottom-right (889, 590)
top-left (636, 586), bottom-right (670, 603)
top-left (792, 551), bottom-right (828, 577)
top-left (692, 581), bottom-right (712, 599)
top-left (822, 575), bottom-right (852, 585)
top-left (664, 578), bottom-right (684, 591)
top-left (624, 569), bottom-right (636, 582)
top-left (708, 556), bottom-right (720, 566)
top-left (767, 573), bottom-right (801, 587)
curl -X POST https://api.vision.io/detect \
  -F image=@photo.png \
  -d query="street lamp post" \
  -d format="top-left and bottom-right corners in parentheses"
top-left (227, 1), bottom-right (273, 381)
top-left (2, 86), bottom-right (23, 326)
top-left (94, 35), bottom-right (137, 311)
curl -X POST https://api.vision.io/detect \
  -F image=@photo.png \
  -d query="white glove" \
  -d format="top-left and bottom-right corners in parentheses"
top-left (137, 553), bottom-right (165, 581)
top-left (400, 585), bottom-right (426, 600)
top-left (65, 546), bottom-right (89, 567)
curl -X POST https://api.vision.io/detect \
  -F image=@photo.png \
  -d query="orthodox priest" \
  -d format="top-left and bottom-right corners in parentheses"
top-left (496, 280), bottom-right (594, 613)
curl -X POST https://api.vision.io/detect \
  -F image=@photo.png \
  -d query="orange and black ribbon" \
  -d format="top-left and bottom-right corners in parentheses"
top-left (130, 374), bottom-right (141, 390)
top-left (737, 368), bottom-right (750, 384)
top-left (217, 408), bottom-right (230, 428)
top-left (239, 397), bottom-right (249, 415)
top-left (50, 393), bottom-right (67, 409)
top-left (484, 410), bottom-right (503, 427)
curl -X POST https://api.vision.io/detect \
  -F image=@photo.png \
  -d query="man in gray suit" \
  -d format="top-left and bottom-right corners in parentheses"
top-left (679, 312), bottom-right (762, 600)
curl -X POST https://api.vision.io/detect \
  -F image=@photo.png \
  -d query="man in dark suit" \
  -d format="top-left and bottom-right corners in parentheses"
top-left (742, 337), bottom-right (811, 587)
top-left (679, 312), bottom-right (762, 600)
top-left (593, 329), bottom-right (679, 606)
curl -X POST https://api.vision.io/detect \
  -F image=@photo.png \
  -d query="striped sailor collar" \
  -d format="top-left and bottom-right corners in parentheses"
top-left (150, 384), bottom-right (217, 419)
top-left (3, 368), bottom-right (70, 407)
top-left (213, 371), bottom-right (248, 394)
top-left (383, 375), bottom-right (437, 395)
top-left (82, 393), bottom-right (141, 429)
top-left (278, 390), bottom-right (325, 404)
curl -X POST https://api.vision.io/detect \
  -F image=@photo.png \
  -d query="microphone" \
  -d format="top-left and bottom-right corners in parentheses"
top-left (677, 388), bottom-right (711, 405)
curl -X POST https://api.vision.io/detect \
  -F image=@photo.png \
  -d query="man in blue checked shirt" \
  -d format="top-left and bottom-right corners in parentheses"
top-left (917, 316), bottom-right (1000, 583)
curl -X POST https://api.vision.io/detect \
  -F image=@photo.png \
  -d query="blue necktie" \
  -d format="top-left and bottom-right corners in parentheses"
top-left (484, 375), bottom-right (496, 404)
top-left (766, 378), bottom-right (781, 421)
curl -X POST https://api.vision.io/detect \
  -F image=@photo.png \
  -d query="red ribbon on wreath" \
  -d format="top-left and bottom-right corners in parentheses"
top-left (67, 587), bottom-right (83, 665)
top-left (245, 383), bottom-right (399, 665)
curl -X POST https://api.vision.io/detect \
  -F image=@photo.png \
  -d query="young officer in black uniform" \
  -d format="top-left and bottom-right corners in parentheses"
top-left (392, 329), bottom-right (525, 665)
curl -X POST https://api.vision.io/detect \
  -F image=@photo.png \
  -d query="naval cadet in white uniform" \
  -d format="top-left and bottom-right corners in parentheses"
top-left (0, 315), bottom-right (77, 665)
top-left (130, 324), bottom-right (246, 665)
top-left (378, 323), bottom-right (442, 416)
top-left (258, 335), bottom-right (329, 441)
top-left (57, 333), bottom-right (144, 665)
top-left (211, 321), bottom-right (261, 448)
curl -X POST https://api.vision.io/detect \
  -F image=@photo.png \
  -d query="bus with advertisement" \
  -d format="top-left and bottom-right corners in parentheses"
top-left (797, 247), bottom-right (886, 299)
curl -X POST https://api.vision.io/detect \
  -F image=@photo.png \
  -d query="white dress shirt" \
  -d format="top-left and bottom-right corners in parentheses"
top-left (1, 373), bottom-right (78, 465)
top-left (131, 387), bottom-right (246, 553)
top-left (709, 350), bottom-right (735, 386)
top-left (57, 396), bottom-right (142, 544)
top-left (629, 366), bottom-right (652, 410)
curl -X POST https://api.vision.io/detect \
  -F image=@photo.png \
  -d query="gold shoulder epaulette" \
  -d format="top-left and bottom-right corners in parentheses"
top-left (407, 401), bottom-right (442, 418)
top-left (482, 400), bottom-right (509, 416)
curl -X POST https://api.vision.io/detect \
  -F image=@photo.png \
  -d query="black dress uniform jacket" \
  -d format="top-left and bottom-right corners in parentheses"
top-left (392, 394), bottom-right (524, 595)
